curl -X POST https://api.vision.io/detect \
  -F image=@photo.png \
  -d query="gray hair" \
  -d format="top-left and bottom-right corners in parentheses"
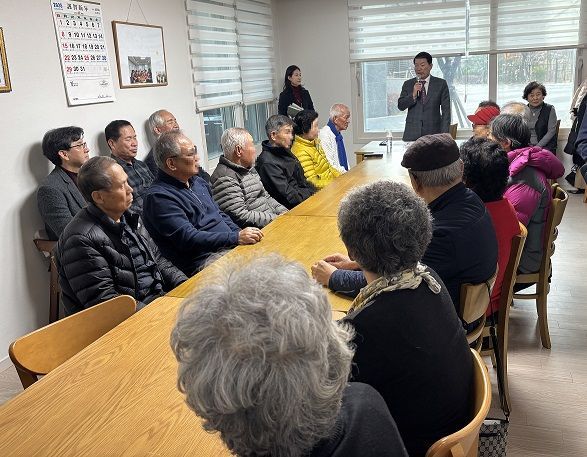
top-left (220, 127), bottom-right (250, 160)
top-left (154, 130), bottom-right (185, 170)
top-left (265, 114), bottom-right (293, 138)
top-left (170, 254), bottom-right (355, 457)
top-left (490, 113), bottom-right (531, 150)
top-left (329, 103), bottom-right (350, 120)
top-left (147, 109), bottom-right (167, 140)
top-left (409, 159), bottom-right (463, 188)
top-left (501, 101), bottom-right (531, 120)
top-left (78, 156), bottom-right (117, 203)
top-left (338, 181), bottom-right (432, 277)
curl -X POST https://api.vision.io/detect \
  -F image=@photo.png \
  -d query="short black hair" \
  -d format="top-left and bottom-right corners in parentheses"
top-left (41, 126), bottom-right (84, 166)
top-left (414, 52), bottom-right (432, 65)
top-left (490, 113), bottom-right (531, 150)
top-left (478, 100), bottom-right (500, 109)
top-left (293, 110), bottom-right (319, 136)
top-left (105, 120), bottom-right (133, 144)
top-left (460, 137), bottom-right (510, 202)
top-left (523, 81), bottom-right (547, 100)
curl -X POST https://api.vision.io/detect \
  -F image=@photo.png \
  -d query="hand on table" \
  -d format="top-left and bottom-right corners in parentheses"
top-left (238, 227), bottom-right (263, 245)
top-left (323, 253), bottom-right (359, 270)
top-left (311, 260), bottom-right (337, 286)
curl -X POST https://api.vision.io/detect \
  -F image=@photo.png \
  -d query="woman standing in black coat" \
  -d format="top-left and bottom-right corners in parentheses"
top-left (278, 65), bottom-right (314, 116)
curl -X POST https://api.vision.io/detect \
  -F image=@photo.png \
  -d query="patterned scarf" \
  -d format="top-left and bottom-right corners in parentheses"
top-left (348, 262), bottom-right (442, 315)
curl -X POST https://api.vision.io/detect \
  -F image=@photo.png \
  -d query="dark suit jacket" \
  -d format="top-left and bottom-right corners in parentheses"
top-left (37, 167), bottom-right (87, 240)
top-left (397, 75), bottom-right (451, 141)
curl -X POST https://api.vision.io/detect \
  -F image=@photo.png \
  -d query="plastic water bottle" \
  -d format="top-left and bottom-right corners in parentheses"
top-left (386, 130), bottom-right (393, 155)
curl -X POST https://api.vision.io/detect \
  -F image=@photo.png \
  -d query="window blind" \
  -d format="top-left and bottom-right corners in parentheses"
top-left (186, 0), bottom-right (276, 111)
top-left (237, 0), bottom-right (275, 105)
top-left (187, 0), bottom-right (242, 111)
top-left (470, 0), bottom-right (586, 54)
top-left (348, 0), bottom-right (467, 62)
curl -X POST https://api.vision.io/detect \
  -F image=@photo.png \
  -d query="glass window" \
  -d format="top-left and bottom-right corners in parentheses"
top-left (361, 55), bottom-right (489, 133)
top-left (203, 106), bottom-right (236, 160)
top-left (497, 49), bottom-right (576, 128)
top-left (244, 102), bottom-right (269, 144)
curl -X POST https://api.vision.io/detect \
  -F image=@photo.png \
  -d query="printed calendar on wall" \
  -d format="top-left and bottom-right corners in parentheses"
top-left (50, 0), bottom-right (115, 105)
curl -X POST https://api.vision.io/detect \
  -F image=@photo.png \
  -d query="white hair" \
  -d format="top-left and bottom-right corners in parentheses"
top-left (501, 101), bottom-right (531, 120)
top-left (220, 127), bottom-right (250, 160)
top-left (329, 103), bottom-right (350, 120)
top-left (147, 109), bottom-right (168, 141)
top-left (170, 254), bottom-right (355, 457)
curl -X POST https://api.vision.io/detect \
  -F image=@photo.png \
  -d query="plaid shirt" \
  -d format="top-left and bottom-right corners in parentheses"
top-left (111, 155), bottom-right (154, 214)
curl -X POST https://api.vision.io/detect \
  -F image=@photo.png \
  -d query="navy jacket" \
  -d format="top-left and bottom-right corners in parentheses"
top-left (575, 106), bottom-right (587, 161)
top-left (142, 171), bottom-right (240, 276)
top-left (329, 183), bottom-right (497, 309)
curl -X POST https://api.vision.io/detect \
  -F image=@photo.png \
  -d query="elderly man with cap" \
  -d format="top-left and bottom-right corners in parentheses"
top-left (313, 133), bottom-right (497, 309)
top-left (468, 103), bottom-right (500, 139)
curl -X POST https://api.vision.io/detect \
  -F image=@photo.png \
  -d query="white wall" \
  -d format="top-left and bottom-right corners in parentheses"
top-left (0, 0), bottom-right (202, 359)
top-left (273, 0), bottom-right (362, 166)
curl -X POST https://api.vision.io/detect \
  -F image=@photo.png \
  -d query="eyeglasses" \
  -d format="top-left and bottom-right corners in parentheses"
top-left (68, 142), bottom-right (87, 150)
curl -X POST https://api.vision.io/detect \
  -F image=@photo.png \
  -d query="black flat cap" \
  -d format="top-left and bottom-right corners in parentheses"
top-left (401, 133), bottom-right (460, 171)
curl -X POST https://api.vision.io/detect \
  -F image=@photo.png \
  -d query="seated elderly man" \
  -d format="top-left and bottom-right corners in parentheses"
top-left (143, 130), bottom-right (263, 276)
top-left (318, 103), bottom-right (351, 172)
top-left (56, 156), bottom-right (186, 316)
top-left (501, 101), bottom-right (531, 120)
top-left (171, 254), bottom-right (408, 457)
top-left (37, 126), bottom-right (89, 240)
top-left (145, 109), bottom-right (211, 182)
top-left (335, 181), bottom-right (473, 456)
top-left (256, 114), bottom-right (316, 209)
top-left (313, 133), bottom-right (497, 309)
top-left (210, 127), bottom-right (287, 228)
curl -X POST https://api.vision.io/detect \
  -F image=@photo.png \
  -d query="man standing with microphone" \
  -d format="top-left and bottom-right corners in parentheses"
top-left (398, 51), bottom-right (451, 141)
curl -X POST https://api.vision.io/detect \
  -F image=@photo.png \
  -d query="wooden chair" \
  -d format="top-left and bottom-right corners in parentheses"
top-left (449, 123), bottom-right (458, 139)
top-left (513, 184), bottom-right (568, 349)
top-left (33, 232), bottom-right (59, 323)
top-left (481, 222), bottom-right (528, 415)
top-left (460, 270), bottom-right (498, 350)
top-left (9, 295), bottom-right (136, 389)
top-left (425, 349), bottom-right (492, 457)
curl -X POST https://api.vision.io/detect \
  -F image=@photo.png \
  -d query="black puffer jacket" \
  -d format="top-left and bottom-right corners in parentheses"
top-left (56, 204), bottom-right (187, 315)
top-left (255, 141), bottom-right (316, 209)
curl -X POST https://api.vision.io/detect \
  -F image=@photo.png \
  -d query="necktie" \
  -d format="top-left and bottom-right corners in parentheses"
top-left (421, 80), bottom-right (427, 103)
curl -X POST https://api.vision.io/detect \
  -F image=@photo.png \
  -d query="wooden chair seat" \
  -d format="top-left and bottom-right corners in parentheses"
top-left (460, 270), bottom-right (498, 349)
top-left (425, 349), bottom-right (492, 457)
top-left (481, 222), bottom-right (527, 415)
top-left (513, 184), bottom-right (568, 349)
top-left (9, 295), bottom-right (136, 389)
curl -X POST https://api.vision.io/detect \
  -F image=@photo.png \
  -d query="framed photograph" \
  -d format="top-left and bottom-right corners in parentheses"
top-left (0, 28), bottom-right (12, 93)
top-left (112, 21), bottom-right (167, 88)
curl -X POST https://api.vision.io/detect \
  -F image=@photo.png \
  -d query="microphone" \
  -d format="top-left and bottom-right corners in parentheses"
top-left (416, 79), bottom-right (424, 98)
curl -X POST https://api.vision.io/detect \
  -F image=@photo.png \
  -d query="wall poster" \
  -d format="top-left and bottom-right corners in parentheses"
top-left (50, 0), bottom-right (115, 105)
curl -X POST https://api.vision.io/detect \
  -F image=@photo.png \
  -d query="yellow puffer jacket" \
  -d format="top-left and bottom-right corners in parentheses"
top-left (291, 135), bottom-right (341, 189)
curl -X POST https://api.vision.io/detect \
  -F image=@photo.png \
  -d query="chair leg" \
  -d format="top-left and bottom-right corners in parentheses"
top-left (49, 257), bottom-right (59, 323)
top-left (536, 286), bottom-right (551, 349)
top-left (497, 326), bottom-right (511, 415)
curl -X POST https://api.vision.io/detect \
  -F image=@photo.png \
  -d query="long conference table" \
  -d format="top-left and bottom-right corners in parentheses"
top-left (0, 141), bottom-right (408, 456)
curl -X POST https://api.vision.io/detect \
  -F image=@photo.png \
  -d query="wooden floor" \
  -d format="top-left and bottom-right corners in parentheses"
top-left (1, 192), bottom-right (585, 457)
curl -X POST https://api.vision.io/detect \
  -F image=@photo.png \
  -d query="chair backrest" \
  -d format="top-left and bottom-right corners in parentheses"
top-left (498, 222), bottom-right (528, 331)
top-left (460, 270), bottom-right (498, 345)
top-left (539, 184), bottom-right (568, 277)
top-left (33, 233), bottom-right (60, 323)
top-left (9, 295), bottom-right (136, 389)
top-left (449, 123), bottom-right (458, 139)
top-left (425, 349), bottom-right (492, 457)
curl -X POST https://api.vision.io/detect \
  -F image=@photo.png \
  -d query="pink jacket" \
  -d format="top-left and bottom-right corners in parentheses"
top-left (504, 146), bottom-right (564, 273)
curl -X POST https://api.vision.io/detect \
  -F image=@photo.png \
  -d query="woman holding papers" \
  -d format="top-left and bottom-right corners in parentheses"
top-left (278, 65), bottom-right (314, 116)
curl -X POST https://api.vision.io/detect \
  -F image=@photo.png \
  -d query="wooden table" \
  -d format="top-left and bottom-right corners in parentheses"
top-left (0, 150), bottom-right (402, 455)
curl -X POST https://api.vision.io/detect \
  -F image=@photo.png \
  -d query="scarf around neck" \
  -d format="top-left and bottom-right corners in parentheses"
top-left (327, 119), bottom-right (349, 171)
top-left (348, 262), bottom-right (441, 315)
